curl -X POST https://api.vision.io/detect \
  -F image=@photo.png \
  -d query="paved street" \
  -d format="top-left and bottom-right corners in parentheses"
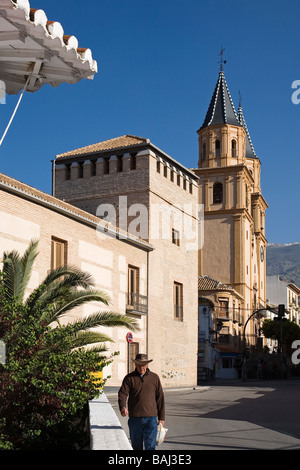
top-left (107, 378), bottom-right (300, 450)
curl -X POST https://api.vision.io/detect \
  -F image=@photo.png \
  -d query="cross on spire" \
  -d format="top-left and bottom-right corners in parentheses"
top-left (219, 47), bottom-right (227, 72)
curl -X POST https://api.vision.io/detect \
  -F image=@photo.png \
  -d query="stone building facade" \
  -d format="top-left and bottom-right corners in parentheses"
top-left (53, 135), bottom-right (200, 387)
top-left (0, 67), bottom-right (267, 386)
top-left (51, 68), bottom-right (268, 382)
top-left (194, 69), bottom-right (268, 377)
top-left (0, 172), bottom-right (152, 386)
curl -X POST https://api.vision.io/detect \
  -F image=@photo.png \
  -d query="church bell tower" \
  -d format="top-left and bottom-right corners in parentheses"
top-left (194, 56), bottom-right (268, 345)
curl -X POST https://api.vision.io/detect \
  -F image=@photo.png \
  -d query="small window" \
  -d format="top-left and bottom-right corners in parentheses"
top-left (170, 169), bottom-right (174, 182)
top-left (130, 154), bottom-right (136, 170)
top-left (128, 265), bottom-right (139, 306)
top-left (91, 160), bottom-right (96, 176)
top-left (117, 156), bottom-right (123, 172)
top-left (174, 282), bottom-right (183, 321)
top-left (65, 163), bottom-right (71, 180)
top-left (51, 237), bottom-right (67, 270)
top-left (219, 299), bottom-right (229, 318)
top-left (231, 139), bottom-right (237, 158)
top-left (215, 139), bottom-right (221, 157)
top-left (104, 157), bottom-right (110, 175)
top-left (156, 159), bottom-right (161, 173)
top-left (78, 162), bottom-right (83, 178)
top-left (189, 182), bottom-right (193, 194)
top-left (172, 228), bottom-right (180, 246)
top-left (213, 182), bottom-right (223, 203)
top-left (202, 143), bottom-right (206, 160)
top-left (164, 164), bottom-right (168, 178)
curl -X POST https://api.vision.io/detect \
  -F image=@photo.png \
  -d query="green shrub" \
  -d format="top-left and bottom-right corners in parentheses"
top-left (0, 241), bottom-right (138, 449)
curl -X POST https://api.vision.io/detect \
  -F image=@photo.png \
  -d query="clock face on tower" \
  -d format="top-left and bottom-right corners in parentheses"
top-left (260, 246), bottom-right (264, 262)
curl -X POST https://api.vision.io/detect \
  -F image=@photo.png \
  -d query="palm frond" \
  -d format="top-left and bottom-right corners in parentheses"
top-left (1, 241), bottom-right (141, 364)
top-left (41, 265), bottom-right (94, 290)
top-left (25, 265), bottom-right (102, 311)
top-left (67, 310), bottom-right (140, 333)
top-left (2, 256), bottom-right (18, 300)
top-left (69, 331), bottom-right (114, 349)
top-left (20, 240), bottom-right (39, 300)
top-left (39, 290), bottom-right (112, 326)
top-left (83, 346), bottom-right (109, 355)
top-left (2, 240), bottom-right (38, 302)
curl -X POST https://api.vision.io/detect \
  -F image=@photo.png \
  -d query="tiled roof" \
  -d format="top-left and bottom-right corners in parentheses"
top-left (237, 103), bottom-right (258, 159)
top-left (199, 71), bottom-right (241, 131)
top-left (198, 275), bottom-right (234, 291)
top-left (0, 0), bottom-right (97, 94)
top-left (0, 172), bottom-right (153, 251)
top-left (56, 135), bottom-right (150, 159)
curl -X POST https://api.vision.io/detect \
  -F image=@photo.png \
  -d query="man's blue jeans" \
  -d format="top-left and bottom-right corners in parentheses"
top-left (128, 417), bottom-right (157, 450)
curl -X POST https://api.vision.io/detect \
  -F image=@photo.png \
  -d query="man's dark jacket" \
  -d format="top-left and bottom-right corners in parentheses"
top-left (118, 368), bottom-right (165, 421)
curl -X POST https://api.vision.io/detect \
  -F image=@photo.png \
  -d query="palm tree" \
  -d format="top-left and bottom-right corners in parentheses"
top-left (1, 239), bottom-right (139, 352)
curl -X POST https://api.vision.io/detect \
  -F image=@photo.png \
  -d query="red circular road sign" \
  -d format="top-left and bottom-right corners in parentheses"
top-left (126, 332), bottom-right (133, 343)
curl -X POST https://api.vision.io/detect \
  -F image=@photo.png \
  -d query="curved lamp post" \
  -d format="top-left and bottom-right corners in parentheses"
top-left (242, 306), bottom-right (279, 380)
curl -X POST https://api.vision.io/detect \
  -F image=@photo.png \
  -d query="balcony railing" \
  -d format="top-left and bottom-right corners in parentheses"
top-left (214, 333), bottom-right (262, 352)
top-left (214, 308), bottom-right (244, 325)
top-left (126, 292), bottom-right (148, 314)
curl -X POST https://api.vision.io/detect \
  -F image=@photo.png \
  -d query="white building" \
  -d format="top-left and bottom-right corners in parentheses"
top-left (266, 275), bottom-right (300, 324)
top-left (266, 275), bottom-right (300, 353)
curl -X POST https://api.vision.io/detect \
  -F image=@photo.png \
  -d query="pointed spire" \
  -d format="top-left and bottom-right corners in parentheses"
top-left (237, 97), bottom-right (258, 159)
top-left (199, 69), bottom-right (241, 131)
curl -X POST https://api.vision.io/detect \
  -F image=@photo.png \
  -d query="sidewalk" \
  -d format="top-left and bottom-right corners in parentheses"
top-left (104, 379), bottom-right (300, 450)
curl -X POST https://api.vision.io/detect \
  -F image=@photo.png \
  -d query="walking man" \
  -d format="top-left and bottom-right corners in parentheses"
top-left (118, 353), bottom-right (165, 450)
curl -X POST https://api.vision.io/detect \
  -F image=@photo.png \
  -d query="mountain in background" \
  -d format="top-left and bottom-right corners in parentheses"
top-left (266, 243), bottom-right (300, 287)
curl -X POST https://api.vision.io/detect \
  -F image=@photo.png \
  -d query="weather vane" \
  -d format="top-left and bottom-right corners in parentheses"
top-left (219, 47), bottom-right (227, 72)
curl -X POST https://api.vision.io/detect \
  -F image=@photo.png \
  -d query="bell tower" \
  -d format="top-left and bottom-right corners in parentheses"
top-left (194, 61), bottom-right (268, 344)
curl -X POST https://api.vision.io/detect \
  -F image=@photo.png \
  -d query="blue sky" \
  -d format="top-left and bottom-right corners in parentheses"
top-left (1, 0), bottom-right (299, 244)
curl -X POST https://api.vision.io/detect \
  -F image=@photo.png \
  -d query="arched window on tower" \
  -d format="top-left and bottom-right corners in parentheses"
top-left (231, 139), bottom-right (237, 158)
top-left (213, 182), bottom-right (223, 204)
top-left (215, 139), bottom-right (221, 157)
top-left (202, 143), bottom-right (206, 161)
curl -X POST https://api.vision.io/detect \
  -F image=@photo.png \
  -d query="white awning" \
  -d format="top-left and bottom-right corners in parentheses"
top-left (0, 0), bottom-right (98, 95)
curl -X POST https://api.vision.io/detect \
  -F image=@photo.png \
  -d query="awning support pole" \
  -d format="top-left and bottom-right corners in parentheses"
top-left (0, 74), bottom-right (31, 147)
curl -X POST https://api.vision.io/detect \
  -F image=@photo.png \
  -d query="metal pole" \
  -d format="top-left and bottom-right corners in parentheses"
top-left (242, 309), bottom-right (261, 380)
top-left (0, 75), bottom-right (30, 147)
top-left (241, 307), bottom-right (275, 380)
top-left (280, 316), bottom-right (284, 378)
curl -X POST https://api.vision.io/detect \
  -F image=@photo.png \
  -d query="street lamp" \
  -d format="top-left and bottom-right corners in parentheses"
top-left (274, 304), bottom-right (287, 377)
top-left (242, 305), bottom-right (279, 380)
